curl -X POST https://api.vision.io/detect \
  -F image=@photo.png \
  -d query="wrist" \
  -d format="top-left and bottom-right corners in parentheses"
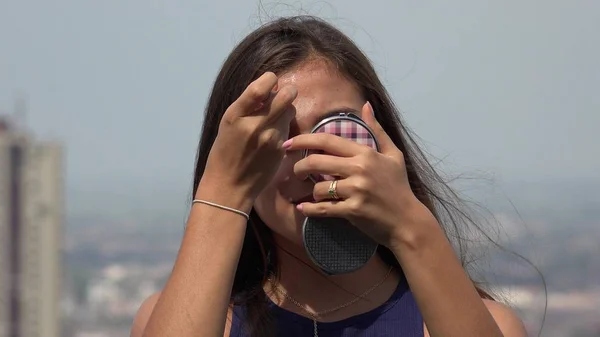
top-left (389, 220), bottom-right (450, 272)
top-left (195, 179), bottom-right (256, 215)
top-left (388, 198), bottom-right (443, 254)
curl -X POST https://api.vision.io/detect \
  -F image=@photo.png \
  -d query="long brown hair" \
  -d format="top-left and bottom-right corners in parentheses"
top-left (193, 16), bottom-right (494, 336)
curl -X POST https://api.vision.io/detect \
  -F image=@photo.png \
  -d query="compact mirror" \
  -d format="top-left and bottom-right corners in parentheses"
top-left (302, 112), bottom-right (379, 275)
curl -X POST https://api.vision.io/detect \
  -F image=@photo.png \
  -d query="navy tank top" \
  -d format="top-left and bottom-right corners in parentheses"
top-left (229, 274), bottom-right (423, 336)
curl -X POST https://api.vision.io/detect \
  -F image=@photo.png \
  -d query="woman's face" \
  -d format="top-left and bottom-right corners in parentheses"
top-left (253, 59), bottom-right (365, 247)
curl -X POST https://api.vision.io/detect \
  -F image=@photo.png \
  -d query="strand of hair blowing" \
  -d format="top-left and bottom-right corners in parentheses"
top-left (193, 16), bottom-right (495, 337)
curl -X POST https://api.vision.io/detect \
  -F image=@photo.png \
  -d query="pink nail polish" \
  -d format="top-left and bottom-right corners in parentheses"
top-left (282, 139), bottom-right (293, 149)
top-left (296, 203), bottom-right (303, 211)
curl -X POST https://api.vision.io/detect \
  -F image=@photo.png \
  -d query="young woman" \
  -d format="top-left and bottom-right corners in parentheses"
top-left (131, 16), bottom-right (527, 337)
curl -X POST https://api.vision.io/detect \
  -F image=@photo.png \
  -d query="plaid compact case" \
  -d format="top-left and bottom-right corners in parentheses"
top-left (304, 112), bottom-right (380, 182)
top-left (302, 112), bottom-right (380, 275)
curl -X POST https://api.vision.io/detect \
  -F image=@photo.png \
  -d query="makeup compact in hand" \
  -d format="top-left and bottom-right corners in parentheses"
top-left (302, 112), bottom-right (379, 275)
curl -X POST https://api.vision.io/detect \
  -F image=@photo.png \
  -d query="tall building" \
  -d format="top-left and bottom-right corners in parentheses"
top-left (0, 117), bottom-right (63, 337)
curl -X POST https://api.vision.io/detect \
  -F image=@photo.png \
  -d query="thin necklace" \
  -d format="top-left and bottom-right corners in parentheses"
top-left (268, 266), bottom-right (394, 337)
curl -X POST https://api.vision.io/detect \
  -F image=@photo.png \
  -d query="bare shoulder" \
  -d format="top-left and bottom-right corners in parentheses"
top-left (483, 299), bottom-right (528, 337)
top-left (129, 291), bottom-right (234, 337)
top-left (423, 300), bottom-right (527, 337)
top-left (130, 292), bottom-right (162, 337)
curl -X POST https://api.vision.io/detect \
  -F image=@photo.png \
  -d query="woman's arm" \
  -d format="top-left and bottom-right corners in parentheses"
top-left (131, 292), bottom-right (235, 337)
top-left (138, 183), bottom-right (253, 337)
top-left (391, 204), bottom-right (527, 337)
top-left (132, 72), bottom-right (295, 337)
top-left (288, 104), bottom-right (527, 337)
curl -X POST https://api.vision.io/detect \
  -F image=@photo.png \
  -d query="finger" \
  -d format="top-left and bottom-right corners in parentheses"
top-left (294, 154), bottom-right (353, 180)
top-left (264, 85), bottom-right (298, 125)
top-left (285, 132), bottom-right (367, 157)
top-left (270, 105), bottom-right (296, 147)
top-left (360, 101), bottom-right (397, 155)
top-left (312, 178), bottom-right (351, 202)
top-left (296, 200), bottom-right (347, 218)
top-left (231, 72), bottom-right (278, 116)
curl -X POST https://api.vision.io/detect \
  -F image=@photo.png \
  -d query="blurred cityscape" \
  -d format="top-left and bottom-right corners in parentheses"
top-left (0, 116), bottom-right (63, 337)
top-left (2, 116), bottom-right (599, 337)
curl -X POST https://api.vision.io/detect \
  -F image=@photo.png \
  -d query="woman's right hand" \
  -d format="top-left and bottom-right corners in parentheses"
top-left (199, 72), bottom-right (297, 209)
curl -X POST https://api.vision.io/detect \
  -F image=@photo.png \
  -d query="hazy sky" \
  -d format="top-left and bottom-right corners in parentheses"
top-left (1, 1), bottom-right (598, 213)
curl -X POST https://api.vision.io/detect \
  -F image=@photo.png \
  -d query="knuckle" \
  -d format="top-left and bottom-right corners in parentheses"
top-left (221, 111), bottom-right (238, 126)
top-left (246, 83), bottom-right (264, 101)
top-left (347, 199), bottom-right (362, 215)
top-left (304, 155), bottom-right (317, 168)
top-left (353, 177), bottom-right (372, 193)
top-left (277, 87), bottom-right (295, 102)
top-left (360, 152), bottom-right (378, 170)
top-left (393, 151), bottom-right (406, 164)
top-left (366, 148), bottom-right (379, 159)
top-left (360, 150), bottom-right (377, 165)
top-left (351, 160), bottom-right (367, 174)
top-left (314, 133), bottom-right (332, 145)
top-left (316, 204), bottom-right (329, 216)
top-left (258, 129), bottom-right (277, 146)
top-left (309, 133), bottom-right (325, 143)
top-left (389, 153), bottom-right (405, 168)
top-left (319, 133), bottom-right (332, 142)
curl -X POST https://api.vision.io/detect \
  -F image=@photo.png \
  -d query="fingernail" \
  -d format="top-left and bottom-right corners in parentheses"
top-left (282, 139), bottom-right (293, 149)
top-left (296, 203), bottom-right (303, 211)
top-left (366, 101), bottom-right (374, 115)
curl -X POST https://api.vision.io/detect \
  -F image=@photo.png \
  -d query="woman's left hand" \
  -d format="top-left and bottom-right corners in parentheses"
top-left (285, 102), bottom-right (438, 249)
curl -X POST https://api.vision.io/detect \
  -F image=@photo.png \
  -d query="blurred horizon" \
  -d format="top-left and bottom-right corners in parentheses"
top-left (63, 175), bottom-right (600, 220)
